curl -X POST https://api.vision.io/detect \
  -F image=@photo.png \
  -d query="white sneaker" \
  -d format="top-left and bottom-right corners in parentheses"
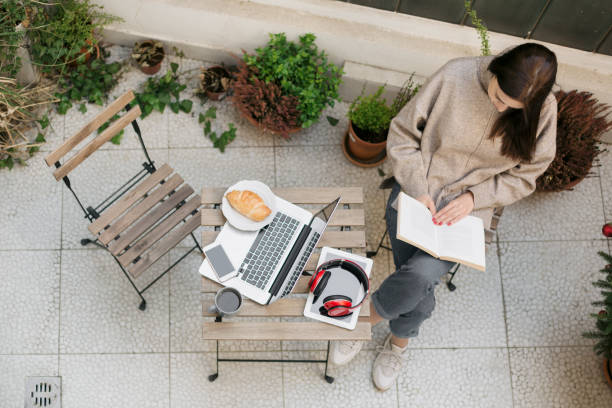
top-left (329, 340), bottom-right (364, 366)
top-left (372, 333), bottom-right (409, 391)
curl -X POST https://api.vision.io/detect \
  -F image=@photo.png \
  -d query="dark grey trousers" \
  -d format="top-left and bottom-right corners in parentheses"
top-left (371, 183), bottom-right (455, 338)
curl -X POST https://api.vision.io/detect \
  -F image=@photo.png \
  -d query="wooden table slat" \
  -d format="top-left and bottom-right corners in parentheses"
top-left (202, 297), bottom-right (370, 317)
top-left (202, 321), bottom-right (371, 341)
top-left (201, 208), bottom-right (364, 227)
top-left (201, 187), bottom-right (363, 204)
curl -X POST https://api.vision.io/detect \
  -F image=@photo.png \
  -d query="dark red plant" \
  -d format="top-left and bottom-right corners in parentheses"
top-left (536, 90), bottom-right (612, 192)
top-left (231, 59), bottom-right (301, 139)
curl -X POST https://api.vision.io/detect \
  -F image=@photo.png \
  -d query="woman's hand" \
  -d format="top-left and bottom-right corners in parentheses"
top-left (415, 195), bottom-right (436, 216)
top-left (433, 192), bottom-right (474, 226)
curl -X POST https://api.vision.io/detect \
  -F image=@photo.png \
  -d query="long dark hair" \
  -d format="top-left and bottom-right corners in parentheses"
top-left (488, 43), bottom-right (557, 162)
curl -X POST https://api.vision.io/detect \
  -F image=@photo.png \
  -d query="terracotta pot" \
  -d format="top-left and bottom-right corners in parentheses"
top-left (135, 41), bottom-right (164, 75)
top-left (203, 66), bottom-right (231, 101)
top-left (346, 121), bottom-right (387, 162)
top-left (68, 39), bottom-right (100, 68)
top-left (604, 359), bottom-right (612, 389)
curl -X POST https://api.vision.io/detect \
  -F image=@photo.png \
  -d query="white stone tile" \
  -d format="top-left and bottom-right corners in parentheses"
top-left (275, 145), bottom-right (387, 252)
top-left (282, 350), bottom-right (398, 408)
top-left (0, 157), bottom-right (62, 250)
top-left (0, 355), bottom-right (58, 408)
top-left (406, 246), bottom-right (507, 348)
top-left (60, 149), bottom-right (168, 249)
top-left (500, 240), bottom-right (607, 347)
top-left (599, 150), bottom-right (612, 223)
top-left (510, 347), bottom-right (612, 408)
top-left (398, 348), bottom-right (513, 408)
top-left (60, 249), bottom-right (170, 353)
top-left (60, 353), bottom-right (169, 408)
top-left (275, 101), bottom-right (350, 146)
top-left (0, 251), bottom-right (60, 354)
top-left (497, 176), bottom-right (605, 241)
top-left (170, 352), bottom-right (283, 408)
top-left (38, 109), bottom-right (64, 153)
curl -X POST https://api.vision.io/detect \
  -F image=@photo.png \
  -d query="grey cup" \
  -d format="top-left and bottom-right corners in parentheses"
top-left (208, 287), bottom-right (243, 317)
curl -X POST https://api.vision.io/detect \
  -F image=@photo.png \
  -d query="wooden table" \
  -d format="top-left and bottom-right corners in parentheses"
top-left (200, 187), bottom-right (370, 382)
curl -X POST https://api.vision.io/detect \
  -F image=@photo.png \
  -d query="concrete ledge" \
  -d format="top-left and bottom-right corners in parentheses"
top-left (97, 0), bottom-right (612, 143)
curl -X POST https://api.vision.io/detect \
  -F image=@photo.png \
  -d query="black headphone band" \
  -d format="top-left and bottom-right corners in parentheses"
top-left (315, 259), bottom-right (369, 307)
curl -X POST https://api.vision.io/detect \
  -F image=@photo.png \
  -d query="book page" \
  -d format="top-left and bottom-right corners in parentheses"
top-left (437, 216), bottom-right (486, 271)
top-left (397, 192), bottom-right (439, 257)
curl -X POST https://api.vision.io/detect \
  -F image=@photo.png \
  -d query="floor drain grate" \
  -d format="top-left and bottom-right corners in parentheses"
top-left (25, 376), bottom-right (61, 408)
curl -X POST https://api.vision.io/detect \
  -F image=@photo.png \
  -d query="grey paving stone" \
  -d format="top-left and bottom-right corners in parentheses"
top-left (0, 355), bottom-right (58, 408)
top-left (60, 353), bottom-right (169, 408)
top-left (282, 350), bottom-right (398, 408)
top-left (170, 352), bottom-right (283, 408)
top-left (510, 347), bottom-right (612, 408)
top-left (398, 348), bottom-right (513, 408)
top-left (497, 176), bottom-right (605, 241)
top-left (0, 157), bottom-right (62, 250)
top-left (500, 240), bottom-right (607, 347)
top-left (0, 251), bottom-right (60, 354)
top-left (60, 148), bottom-right (168, 249)
top-left (59, 249), bottom-right (170, 353)
top-left (275, 101), bottom-right (350, 147)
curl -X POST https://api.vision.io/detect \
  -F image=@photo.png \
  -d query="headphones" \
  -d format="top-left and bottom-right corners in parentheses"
top-left (308, 259), bottom-right (369, 318)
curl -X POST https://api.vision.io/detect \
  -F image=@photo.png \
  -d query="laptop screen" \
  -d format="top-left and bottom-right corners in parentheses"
top-left (308, 197), bottom-right (341, 227)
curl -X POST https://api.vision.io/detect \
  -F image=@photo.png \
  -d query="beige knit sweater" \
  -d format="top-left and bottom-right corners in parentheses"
top-left (387, 56), bottom-right (557, 229)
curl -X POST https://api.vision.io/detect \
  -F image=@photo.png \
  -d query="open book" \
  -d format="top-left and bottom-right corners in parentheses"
top-left (397, 192), bottom-right (486, 271)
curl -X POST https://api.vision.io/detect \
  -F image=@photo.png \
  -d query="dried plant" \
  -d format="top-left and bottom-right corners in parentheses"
top-left (198, 66), bottom-right (231, 94)
top-left (231, 59), bottom-right (300, 139)
top-left (132, 41), bottom-right (164, 68)
top-left (536, 90), bottom-right (612, 192)
top-left (0, 77), bottom-right (57, 168)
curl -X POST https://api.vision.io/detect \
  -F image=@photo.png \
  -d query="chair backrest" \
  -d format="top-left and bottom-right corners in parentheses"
top-left (45, 91), bottom-right (141, 181)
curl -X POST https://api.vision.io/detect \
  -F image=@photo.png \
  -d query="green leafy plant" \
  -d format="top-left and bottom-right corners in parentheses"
top-left (28, 0), bottom-right (121, 71)
top-left (132, 40), bottom-right (164, 68)
top-left (243, 33), bottom-right (343, 129)
top-left (132, 62), bottom-right (192, 118)
top-left (348, 86), bottom-right (393, 143)
top-left (464, 1), bottom-right (490, 56)
top-left (198, 106), bottom-right (237, 152)
top-left (54, 58), bottom-right (122, 114)
top-left (583, 252), bottom-right (612, 360)
top-left (97, 114), bottom-right (123, 145)
top-left (0, 1), bottom-right (31, 77)
top-left (391, 74), bottom-right (420, 116)
top-left (536, 90), bottom-right (611, 192)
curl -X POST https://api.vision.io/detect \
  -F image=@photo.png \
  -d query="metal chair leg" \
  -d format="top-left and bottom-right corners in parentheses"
top-left (324, 340), bottom-right (334, 383)
top-left (80, 238), bottom-right (106, 249)
top-left (367, 229), bottom-right (391, 258)
top-left (446, 263), bottom-right (460, 292)
top-left (209, 340), bottom-right (220, 382)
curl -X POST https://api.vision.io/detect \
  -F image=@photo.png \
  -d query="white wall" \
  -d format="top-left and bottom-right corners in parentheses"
top-left (96, 0), bottom-right (612, 141)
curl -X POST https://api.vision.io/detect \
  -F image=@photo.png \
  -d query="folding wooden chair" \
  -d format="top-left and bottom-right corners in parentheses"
top-left (45, 90), bottom-right (203, 310)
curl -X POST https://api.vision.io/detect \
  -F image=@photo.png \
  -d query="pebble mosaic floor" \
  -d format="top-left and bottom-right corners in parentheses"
top-left (1, 46), bottom-right (612, 407)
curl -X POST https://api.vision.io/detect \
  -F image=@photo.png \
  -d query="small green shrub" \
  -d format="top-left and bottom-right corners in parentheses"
top-left (464, 0), bottom-right (490, 56)
top-left (244, 33), bottom-right (343, 129)
top-left (198, 106), bottom-right (237, 152)
top-left (132, 62), bottom-right (193, 118)
top-left (348, 86), bottom-right (393, 143)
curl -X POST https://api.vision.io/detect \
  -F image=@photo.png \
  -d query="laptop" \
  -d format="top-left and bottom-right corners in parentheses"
top-left (199, 196), bottom-right (341, 305)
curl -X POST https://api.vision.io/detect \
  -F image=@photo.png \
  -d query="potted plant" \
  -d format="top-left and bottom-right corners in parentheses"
top-left (583, 250), bottom-right (612, 389)
top-left (232, 33), bottom-right (342, 139)
top-left (344, 76), bottom-right (419, 167)
top-left (132, 40), bottom-right (165, 75)
top-left (536, 90), bottom-right (612, 192)
top-left (198, 65), bottom-right (231, 101)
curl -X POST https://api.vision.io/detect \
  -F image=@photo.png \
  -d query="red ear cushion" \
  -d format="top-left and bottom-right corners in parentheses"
top-left (323, 298), bottom-right (352, 310)
top-left (322, 294), bottom-right (352, 304)
top-left (326, 305), bottom-right (354, 317)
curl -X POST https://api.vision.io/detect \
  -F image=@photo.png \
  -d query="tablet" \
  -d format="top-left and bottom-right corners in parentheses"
top-left (303, 247), bottom-right (373, 330)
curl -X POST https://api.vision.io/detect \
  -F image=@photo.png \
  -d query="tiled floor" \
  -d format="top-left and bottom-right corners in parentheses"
top-left (2, 48), bottom-right (612, 407)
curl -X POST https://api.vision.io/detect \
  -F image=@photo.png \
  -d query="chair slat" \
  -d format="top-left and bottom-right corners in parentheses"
top-left (202, 230), bottom-right (365, 249)
top-left (128, 211), bottom-right (201, 278)
top-left (52, 105), bottom-right (142, 181)
top-left (45, 91), bottom-right (135, 167)
top-left (89, 164), bottom-right (173, 235)
top-left (202, 321), bottom-right (371, 341)
top-left (202, 297), bottom-right (370, 317)
top-left (119, 196), bottom-right (201, 267)
top-left (108, 184), bottom-right (194, 255)
top-left (201, 187), bottom-right (363, 204)
top-left (99, 174), bottom-right (184, 245)
top-left (201, 208), bottom-right (364, 227)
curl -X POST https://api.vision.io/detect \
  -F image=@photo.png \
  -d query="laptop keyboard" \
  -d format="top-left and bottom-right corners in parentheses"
top-left (280, 231), bottom-right (320, 298)
top-left (239, 212), bottom-right (300, 289)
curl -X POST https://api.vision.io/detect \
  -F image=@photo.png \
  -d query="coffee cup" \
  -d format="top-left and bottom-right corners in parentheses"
top-left (208, 287), bottom-right (243, 318)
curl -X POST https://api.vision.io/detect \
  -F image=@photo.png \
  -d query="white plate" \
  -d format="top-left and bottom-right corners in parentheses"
top-left (222, 180), bottom-right (277, 231)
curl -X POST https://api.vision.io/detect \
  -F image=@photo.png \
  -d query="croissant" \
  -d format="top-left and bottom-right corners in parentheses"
top-left (225, 190), bottom-right (271, 222)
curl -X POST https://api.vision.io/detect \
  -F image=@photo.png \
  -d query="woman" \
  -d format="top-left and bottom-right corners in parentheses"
top-left (330, 43), bottom-right (558, 390)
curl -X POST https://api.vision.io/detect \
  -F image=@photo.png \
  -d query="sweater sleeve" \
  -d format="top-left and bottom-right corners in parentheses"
top-left (386, 67), bottom-right (446, 199)
top-left (468, 97), bottom-right (557, 210)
